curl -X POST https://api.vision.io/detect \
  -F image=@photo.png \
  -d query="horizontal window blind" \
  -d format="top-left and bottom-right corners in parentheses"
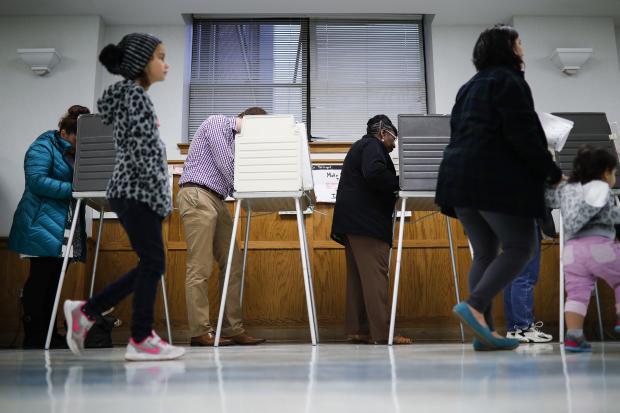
top-left (189, 19), bottom-right (307, 141)
top-left (310, 19), bottom-right (427, 141)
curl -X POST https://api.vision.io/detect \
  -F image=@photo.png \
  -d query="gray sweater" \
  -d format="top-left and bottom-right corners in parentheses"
top-left (545, 180), bottom-right (620, 240)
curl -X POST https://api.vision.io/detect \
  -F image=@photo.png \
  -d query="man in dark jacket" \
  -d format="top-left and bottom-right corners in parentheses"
top-left (331, 115), bottom-right (412, 345)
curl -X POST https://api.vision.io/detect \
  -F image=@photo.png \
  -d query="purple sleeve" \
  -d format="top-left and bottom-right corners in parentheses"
top-left (204, 117), bottom-right (235, 186)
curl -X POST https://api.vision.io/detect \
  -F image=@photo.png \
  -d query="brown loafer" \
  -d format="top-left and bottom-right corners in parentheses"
top-left (190, 332), bottom-right (233, 347)
top-left (223, 333), bottom-right (266, 345)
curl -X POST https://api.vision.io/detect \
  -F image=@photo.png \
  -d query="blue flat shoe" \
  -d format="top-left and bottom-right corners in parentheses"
top-left (472, 338), bottom-right (492, 351)
top-left (453, 302), bottom-right (519, 350)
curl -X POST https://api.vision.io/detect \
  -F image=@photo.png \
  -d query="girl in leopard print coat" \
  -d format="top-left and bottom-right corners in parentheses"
top-left (63, 33), bottom-right (184, 361)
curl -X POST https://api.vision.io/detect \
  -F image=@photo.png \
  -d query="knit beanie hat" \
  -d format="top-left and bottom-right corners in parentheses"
top-left (98, 33), bottom-right (161, 80)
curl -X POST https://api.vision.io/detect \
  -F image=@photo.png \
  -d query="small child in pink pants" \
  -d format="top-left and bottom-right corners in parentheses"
top-left (546, 146), bottom-right (620, 352)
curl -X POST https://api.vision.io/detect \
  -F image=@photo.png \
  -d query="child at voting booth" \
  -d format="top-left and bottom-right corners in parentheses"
top-left (545, 146), bottom-right (620, 352)
top-left (63, 33), bottom-right (185, 361)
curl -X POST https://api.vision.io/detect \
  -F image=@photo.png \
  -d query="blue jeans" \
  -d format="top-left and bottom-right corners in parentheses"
top-left (503, 234), bottom-right (541, 331)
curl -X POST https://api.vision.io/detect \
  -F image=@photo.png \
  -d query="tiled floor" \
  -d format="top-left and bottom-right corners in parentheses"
top-left (1, 343), bottom-right (619, 413)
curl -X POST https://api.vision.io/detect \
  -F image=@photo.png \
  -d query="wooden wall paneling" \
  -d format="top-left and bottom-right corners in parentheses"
top-left (392, 248), bottom-right (460, 322)
top-left (0, 243), bottom-right (32, 346)
top-left (240, 250), bottom-right (309, 326)
top-left (168, 174), bottom-right (185, 244)
top-left (161, 250), bottom-right (189, 333)
top-left (243, 210), bottom-right (300, 242)
top-left (312, 204), bottom-right (335, 241)
top-left (533, 242), bottom-right (560, 327)
top-left (312, 249), bottom-right (347, 325)
top-left (403, 210), bottom-right (447, 241)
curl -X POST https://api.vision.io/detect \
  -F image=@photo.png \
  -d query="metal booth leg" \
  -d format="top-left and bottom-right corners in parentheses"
top-left (298, 201), bottom-right (319, 342)
top-left (594, 283), bottom-right (605, 342)
top-left (445, 215), bottom-right (465, 343)
top-left (45, 198), bottom-right (83, 350)
top-left (387, 212), bottom-right (397, 278)
top-left (215, 200), bottom-right (243, 347)
top-left (240, 205), bottom-right (252, 306)
top-left (160, 274), bottom-right (173, 344)
top-left (89, 206), bottom-right (105, 298)
top-left (559, 213), bottom-right (565, 344)
top-left (389, 198), bottom-right (407, 346)
top-left (295, 197), bottom-right (317, 345)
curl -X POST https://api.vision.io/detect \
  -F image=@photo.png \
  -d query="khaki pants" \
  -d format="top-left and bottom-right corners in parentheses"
top-left (177, 187), bottom-right (244, 337)
top-left (344, 234), bottom-right (390, 342)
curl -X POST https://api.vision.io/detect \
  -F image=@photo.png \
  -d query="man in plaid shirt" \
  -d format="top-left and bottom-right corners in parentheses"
top-left (178, 107), bottom-right (267, 346)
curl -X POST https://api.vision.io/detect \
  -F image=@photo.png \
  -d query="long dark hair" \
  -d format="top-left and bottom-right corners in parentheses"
top-left (473, 24), bottom-right (523, 72)
top-left (569, 145), bottom-right (618, 184)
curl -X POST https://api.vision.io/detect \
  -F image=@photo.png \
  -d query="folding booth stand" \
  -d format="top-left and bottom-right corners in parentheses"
top-left (214, 115), bottom-right (318, 346)
top-left (389, 114), bottom-right (464, 345)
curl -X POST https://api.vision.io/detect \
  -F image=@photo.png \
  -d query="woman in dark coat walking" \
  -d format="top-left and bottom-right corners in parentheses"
top-left (436, 24), bottom-right (562, 351)
top-left (332, 115), bottom-right (412, 345)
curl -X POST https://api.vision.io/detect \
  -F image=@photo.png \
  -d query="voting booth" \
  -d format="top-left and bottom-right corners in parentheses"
top-left (552, 112), bottom-right (620, 188)
top-left (45, 114), bottom-right (173, 349)
top-left (551, 112), bottom-right (619, 344)
top-left (214, 115), bottom-right (318, 346)
top-left (389, 114), bottom-right (464, 345)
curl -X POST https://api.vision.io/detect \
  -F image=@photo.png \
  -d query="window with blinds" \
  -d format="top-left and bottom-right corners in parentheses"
top-left (188, 17), bottom-right (426, 141)
top-left (310, 19), bottom-right (427, 140)
top-left (189, 18), bottom-right (308, 141)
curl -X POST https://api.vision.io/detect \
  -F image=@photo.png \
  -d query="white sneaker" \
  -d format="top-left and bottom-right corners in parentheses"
top-left (64, 300), bottom-right (95, 355)
top-left (125, 331), bottom-right (185, 362)
top-left (506, 330), bottom-right (529, 343)
top-left (522, 321), bottom-right (553, 343)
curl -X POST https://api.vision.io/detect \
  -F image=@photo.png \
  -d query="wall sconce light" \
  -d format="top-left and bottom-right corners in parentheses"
top-left (17, 48), bottom-right (62, 76)
top-left (550, 48), bottom-right (593, 75)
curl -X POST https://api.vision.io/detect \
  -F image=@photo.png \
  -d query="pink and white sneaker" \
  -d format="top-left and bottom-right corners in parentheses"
top-left (64, 300), bottom-right (95, 355)
top-left (125, 331), bottom-right (185, 362)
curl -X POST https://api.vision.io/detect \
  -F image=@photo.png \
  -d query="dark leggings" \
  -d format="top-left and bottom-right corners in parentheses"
top-left (22, 257), bottom-right (64, 341)
top-left (84, 198), bottom-right (164, 342)
top-left (455, 208), bottom-right (537, 331)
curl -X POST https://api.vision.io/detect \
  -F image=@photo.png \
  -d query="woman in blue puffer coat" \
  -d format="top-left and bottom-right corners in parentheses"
top-left (9, 105), bottom-right (90, 348)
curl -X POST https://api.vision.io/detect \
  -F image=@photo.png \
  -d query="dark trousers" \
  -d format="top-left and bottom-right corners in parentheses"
top-left (455, 208), bottom-right (536, 331)
top-left (85, 199), bottom-right (164, 342)
top-left (22, 257), bottom-right (64, 345)
top-left (344, 234), bottom-right (390, 342)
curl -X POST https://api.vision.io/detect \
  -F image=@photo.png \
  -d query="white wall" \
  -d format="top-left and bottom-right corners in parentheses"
top-left (98, 25), bottom-right (186, 160)
top-left (616, 26), bottom-right (620, 69)
top-left (2, 15), bottom-right (620, 236)
top-left (513, 16), bottom-right (620, 126)
top-left (0, 16), bottom-right (102, 236)
top-left (430, 25), bottom-right (485, 113)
